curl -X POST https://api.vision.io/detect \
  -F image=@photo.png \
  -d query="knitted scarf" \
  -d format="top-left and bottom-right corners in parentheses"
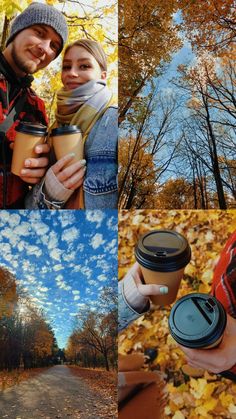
top-left (56, 79), bottom-right (113, 139)
top-left (55, 79), bottom-right (113, 208)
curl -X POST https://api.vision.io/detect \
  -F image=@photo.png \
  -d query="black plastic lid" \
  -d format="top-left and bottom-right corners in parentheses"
top-left (16, 122), bottom-right (47, 136)
top-left (135, 230), bottom-right (191, 272)
top-left (168, 293), bottom-right (227, 348)
top-left (51, 125), bottom-right (82, 136)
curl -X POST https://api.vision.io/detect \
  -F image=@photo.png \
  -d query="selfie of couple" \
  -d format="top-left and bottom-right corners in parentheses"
top-left (0, 2), bottom-right (118, 210)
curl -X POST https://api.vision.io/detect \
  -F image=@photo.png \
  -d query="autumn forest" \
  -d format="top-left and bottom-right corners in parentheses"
top-left (119, 0), bottom-right (236, 210)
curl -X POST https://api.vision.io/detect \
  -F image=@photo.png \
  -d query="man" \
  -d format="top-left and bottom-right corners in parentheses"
top-left (0, 2), bottom-right (68, 208)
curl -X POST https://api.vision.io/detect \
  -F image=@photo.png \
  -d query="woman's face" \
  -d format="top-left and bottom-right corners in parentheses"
top-left (61, 45), bottom-right (106, 91)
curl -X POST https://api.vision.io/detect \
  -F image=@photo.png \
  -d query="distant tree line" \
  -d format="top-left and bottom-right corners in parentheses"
top-left (0, 266), bottom-right (60, 371)
top-left (66, 287), bottom-right (117, 371)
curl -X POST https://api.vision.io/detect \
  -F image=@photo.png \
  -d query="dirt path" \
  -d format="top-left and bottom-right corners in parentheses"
top-left (0, 365), bottom-right (115, 419)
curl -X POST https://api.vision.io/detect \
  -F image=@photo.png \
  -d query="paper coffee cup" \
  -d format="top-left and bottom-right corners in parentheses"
top-left (11, 122), bottom-right (47, 177)
top-left (135, 230), bottom-right (191, 305)
top-left (51, 126), bottom-right (83, 167)
top-left (168, 293), bottom-right (227, 349)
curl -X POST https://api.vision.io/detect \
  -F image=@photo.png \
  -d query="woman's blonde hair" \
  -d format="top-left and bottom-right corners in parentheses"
top-left (64, 39), bottom-right (107, 72)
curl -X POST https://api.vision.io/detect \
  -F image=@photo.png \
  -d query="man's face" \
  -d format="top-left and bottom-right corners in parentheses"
top-left (7, 25), bottom-right (62, 76)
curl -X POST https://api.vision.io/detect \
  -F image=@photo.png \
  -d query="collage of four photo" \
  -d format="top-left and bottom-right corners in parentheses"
top-left (0, 1), bottom-right (235, 418)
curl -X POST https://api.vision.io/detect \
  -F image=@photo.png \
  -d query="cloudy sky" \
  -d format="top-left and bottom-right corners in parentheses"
top-left (0, 210), bottom-right (117, 348)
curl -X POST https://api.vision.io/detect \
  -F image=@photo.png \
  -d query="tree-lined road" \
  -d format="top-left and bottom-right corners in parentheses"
top-left (0, 365), bottom-right (110, 419)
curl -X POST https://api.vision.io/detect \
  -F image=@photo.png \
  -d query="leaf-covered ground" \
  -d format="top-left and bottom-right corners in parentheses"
top-left (118, 210), bottom-right (236, 419)
top-left (68, 366), bottom-right (117, 418)
top-left (0, 367), bottom-right (52, 391)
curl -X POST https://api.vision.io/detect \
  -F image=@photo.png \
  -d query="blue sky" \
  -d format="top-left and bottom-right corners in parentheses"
top-left (0, 210), bottom-right (117, 348)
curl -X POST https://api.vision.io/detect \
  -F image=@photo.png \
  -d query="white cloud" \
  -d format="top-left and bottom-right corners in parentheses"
top-left (90, 233), bottom-right (105, 249)
top-left (14, 222), bottom-right (31, 236)
top-left (107, 216), bottom-right (117, 231)
top-left (77, 303), bottom-right (86, 308)
top-left (50, 248), bottom-right (63, 262)
top-left (63, 251), bottom-right (76, 262)
top-left (74, 295), bottom-right (80, 301)
top-left (31, 222), bottom-right (50, 236)
top-left (97, 274), bottom-right (107, 282)
top-left (48, 231), bottom-right (59, 249)
top-left (55, 275), bottom-right (72, 291)
top-left (72, 290), bottom-right (80, 295)
top-left (62, 227), bottom-right (79, 243)
top-left (86, 210), bottom-right (104, 228)
top-left (88, 279), bottom-right (97, 286)
top-left (72, 265), bottom-right (81, 272)
top-left (1, 227), bottom-right (14, 240)
top-left (38, 286), bottom-right (49, 292)
top-left (8, 213), bottom-right (21, 227)
top-left (77, 244), bottom-right (85, 252)
top-left (58, 212), bottom-right (76, 228)
top-left (0, 211), bottom-right (10, 225)
top-left (80, 266), bottom-right (92, 278)
top-left (53, 264), bottom-right (63, 271)
top-left (26, 245), bottom-right (42, 257)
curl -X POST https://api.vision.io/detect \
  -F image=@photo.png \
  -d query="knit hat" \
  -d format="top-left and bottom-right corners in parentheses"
top-left (6, 2), bottom-right (68, 57)
top-left (65, 39), bottom-right (107, 72)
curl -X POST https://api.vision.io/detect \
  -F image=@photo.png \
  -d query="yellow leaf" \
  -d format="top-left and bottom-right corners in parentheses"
top-left (172, 410), bottom-right (185, 419)
top-left (219, 391), bottom-right (234, 407)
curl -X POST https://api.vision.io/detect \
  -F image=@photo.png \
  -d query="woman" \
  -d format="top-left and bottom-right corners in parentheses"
top-left (26, 39), bottom-right (117, 209)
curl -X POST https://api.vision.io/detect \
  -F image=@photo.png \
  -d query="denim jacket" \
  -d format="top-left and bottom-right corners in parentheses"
top-left (25, 105), bottom-right (118, 209)
top-left (118, 279), bottom-right (150, 332)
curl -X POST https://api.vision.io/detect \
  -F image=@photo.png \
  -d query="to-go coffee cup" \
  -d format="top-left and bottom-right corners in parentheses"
top-left (11, 122), bottom-right (47, 176)
top-left (135, 230), bottom-right (191, 305)
top-left (168, 293), bottom-right (227, 349)
top-left (51, 125), bottom-right (83, 167)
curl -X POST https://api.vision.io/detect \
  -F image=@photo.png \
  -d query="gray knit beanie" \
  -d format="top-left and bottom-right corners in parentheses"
top-left (6, 2), bottom-right (68, 57)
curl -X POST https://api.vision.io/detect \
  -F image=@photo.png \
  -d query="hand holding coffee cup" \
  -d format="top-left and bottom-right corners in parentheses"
top-left (135, 230), bottom-right (191, 305)
top-left (11, 122), bottom-right (47, 178)
top-left (51, 126), bottom-right (83, 168)
top-left (177, 314), bottom-right (236, 374)
top-left (168, 293), bottom-right (227, 350)
top-left (168, 293), bottom-right (236, 374)
top-left (50, 153), bottom-right (86, 190)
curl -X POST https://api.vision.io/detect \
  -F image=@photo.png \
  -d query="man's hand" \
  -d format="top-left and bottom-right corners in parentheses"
top-left (179, 314), bottom-right (236, 373)
top-left (19, 143), bottom-right (50, 184)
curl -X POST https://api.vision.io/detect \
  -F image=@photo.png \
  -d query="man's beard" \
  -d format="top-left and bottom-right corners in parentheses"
top-left (12, 44), bottom-right (38, 75)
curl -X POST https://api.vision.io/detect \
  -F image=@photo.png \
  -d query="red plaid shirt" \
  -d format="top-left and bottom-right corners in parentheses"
top-left (0, 52), bottom-right (48, 208)
top-left (212, 231), bottom-right (236, 376)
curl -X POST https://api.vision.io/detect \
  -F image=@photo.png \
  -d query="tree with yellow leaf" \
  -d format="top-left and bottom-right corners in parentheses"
top-left (119, 0), bottom-right (181, 122)
top-left (0, 266), bottom-right (18, 319)
top-left (178, 0), bottom-right (236, 58)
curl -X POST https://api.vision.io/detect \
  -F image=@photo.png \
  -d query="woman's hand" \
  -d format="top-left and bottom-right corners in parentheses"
top-left (51, 153), bottom-right (86, 190)
top-left (179, 314), bottom-right (236, 373)
top-left (128, 262), bottom-right (168, 297)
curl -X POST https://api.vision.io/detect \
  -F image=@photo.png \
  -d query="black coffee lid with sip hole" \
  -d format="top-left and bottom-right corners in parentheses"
top-left (135, 230), bottom-right (191, 272)
top-left (51, 125), bottom-right (82, 136)
top-left (168, 293), bottom-right (227, 348)
top-left (16, 122), bottom-right (47, 136)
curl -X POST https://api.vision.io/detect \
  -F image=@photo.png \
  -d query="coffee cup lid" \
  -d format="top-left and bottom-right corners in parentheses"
top-left (51, 125), bottom-right (82, 136)
top-left (135, 230), bottom-right (191, 272)
top-left (16, 122), bottom-right (47, 136)
top-left (168, 293), bottom-right (227, 348)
